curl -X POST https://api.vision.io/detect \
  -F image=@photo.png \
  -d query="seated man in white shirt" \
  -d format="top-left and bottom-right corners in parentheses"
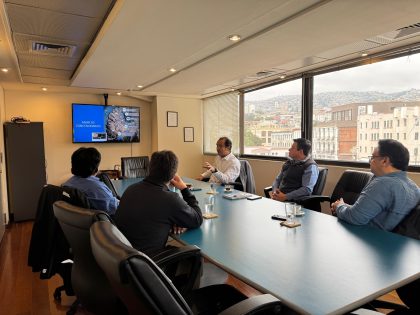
top-left (197, 137), bottom-right (240, 184)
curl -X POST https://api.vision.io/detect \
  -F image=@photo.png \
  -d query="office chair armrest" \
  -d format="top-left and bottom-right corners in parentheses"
top-left (297, 195), bottom-right (332, 212)
top-left (224, 181), bottom-right (244, 192)
top-left (263, 186), bottom-right (272, 198)
top-left (150, 245), bottom-right (201, 266)
top-left (219, 294), bottom-right (282, 315)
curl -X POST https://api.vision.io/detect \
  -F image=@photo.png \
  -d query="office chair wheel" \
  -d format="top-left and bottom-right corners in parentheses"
top-left (53, 288), bottom-right (61, 300)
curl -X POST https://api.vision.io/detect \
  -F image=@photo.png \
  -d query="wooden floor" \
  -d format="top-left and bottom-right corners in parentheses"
top-left (0, 221), bottom-right (405, 315)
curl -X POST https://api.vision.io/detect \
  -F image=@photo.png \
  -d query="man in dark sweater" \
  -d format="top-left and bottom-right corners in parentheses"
top-left (271, 138), bottom-right (319, 202)
top-left (115, 150), bottom-right (203, 255)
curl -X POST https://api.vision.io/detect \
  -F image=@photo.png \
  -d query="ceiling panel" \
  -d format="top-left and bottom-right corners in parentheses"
top-left (5, 0), bottom-right (114, 17)
top-left (21, 75), bottom-right (70, 85)
top-left (6, 4), bottom-right (101, 42)
top-left (16, 53), bottom-right (80, 70)
top-left (20, 66), bottom-right (72, 79)
top-left (2, 0), bottom-right (420, 97)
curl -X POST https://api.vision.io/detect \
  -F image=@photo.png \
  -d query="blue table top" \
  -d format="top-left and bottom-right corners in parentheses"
top-left (178, 179), bottom-right (420, 315)
top-left (113, 177), bottom-right (420, 315)
top-left (112, 177), bottom-right (143, 197)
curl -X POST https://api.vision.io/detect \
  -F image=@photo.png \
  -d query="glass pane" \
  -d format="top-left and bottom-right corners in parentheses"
top-left (244, 79), bottom-right (302, 157)
top-left (313, 53), bottom-right (420, 165)
top-left (203, 92), bottom-right (239, 154)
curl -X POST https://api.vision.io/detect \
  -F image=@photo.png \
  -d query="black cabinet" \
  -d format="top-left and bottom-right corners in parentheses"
top-left (4, 122), bottom-right (46, 221)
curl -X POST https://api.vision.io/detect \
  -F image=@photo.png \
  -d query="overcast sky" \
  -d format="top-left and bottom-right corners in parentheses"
top-left (246, 54), bottom-right (420, 101)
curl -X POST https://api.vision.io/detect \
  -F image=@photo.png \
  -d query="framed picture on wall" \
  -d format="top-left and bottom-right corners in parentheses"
top-left (184, 127), bottom-right (194, 142)
top-left (167, 111), bottom-right (178, 127)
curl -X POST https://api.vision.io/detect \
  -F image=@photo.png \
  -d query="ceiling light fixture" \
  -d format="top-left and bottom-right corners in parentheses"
top-left (169, 68), bottom-right (177, 73)
top-left (280, 75), bottom-right (286, 79)
top-left (1, 68), bottom-right (8, 73)
top-left (116, 92), bottom-right (122, 96)
top-left (361, 52), bottom-right (368, 57)
top-left (228, 34), bottom-right (241, 42)
top-left (137, 85), bottom-right (143, 88)
top-left (41, 87), bottom-right (47, 91)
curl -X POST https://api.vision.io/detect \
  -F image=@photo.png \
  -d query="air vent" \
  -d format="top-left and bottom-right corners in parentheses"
top-left (30, 41), bottom-right (76, 57)
top-left (255, 70), bottom-right (276, 77)
top-left (380, 22), bottom-right (420, 40)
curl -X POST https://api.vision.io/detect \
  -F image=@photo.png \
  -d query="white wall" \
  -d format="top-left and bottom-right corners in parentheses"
top-left (154, 96), bottom-right (203, 178)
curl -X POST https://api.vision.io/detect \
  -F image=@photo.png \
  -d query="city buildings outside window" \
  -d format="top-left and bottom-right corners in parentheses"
top-left (243, 79), bottom-right (302, 157)
top-left (313, 53), bottom-right (420, 165)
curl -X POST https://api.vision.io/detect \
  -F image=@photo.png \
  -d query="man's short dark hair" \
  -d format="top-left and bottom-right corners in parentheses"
top-left (378, 139), bottom-right (409, 171)
top-left (218, 137), bottom-right (232, 151)
top-left (71, 147), bottom-right (101, 178)
top-left (148, 150), bottom-right (178, 182)
top-left (293, 138), bottom-right (312, 156)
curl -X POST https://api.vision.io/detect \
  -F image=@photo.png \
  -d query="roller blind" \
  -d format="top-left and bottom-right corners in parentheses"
top-left (203, 92), bottom-right (239, 154)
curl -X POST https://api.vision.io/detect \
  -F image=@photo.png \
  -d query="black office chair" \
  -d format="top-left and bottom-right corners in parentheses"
top-left (264, 167), bottom-right (328, 211)
top-left (229, 160), bottom-right (256, 194)
top-left (97, 171), bottom-right (119, 199)
top-left (90, 220), bottom-right (283, 315)
top-left (121, 156), bottom-right (149, 178)
top-left (299, 169), bottom-right (373, 212)
top-left (53, 200), bottom-right (123, 315)
top-left (28, 185), bottom-right (90, 304)
top-left (369, 202), bottom-right (420, 314)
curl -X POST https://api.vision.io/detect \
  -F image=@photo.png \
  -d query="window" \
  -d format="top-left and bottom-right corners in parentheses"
top-left (313, 53), bottom-right (420, 165)
top-left (203, 48), bottom-right (420, 169)
top-left (243, 79), bottom-right (302, 157)
top-left (203, 92), bottom-right (239, 154)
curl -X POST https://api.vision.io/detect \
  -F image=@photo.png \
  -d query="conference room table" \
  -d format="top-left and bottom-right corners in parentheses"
top-left (112, 177), bottom-right (420, 315)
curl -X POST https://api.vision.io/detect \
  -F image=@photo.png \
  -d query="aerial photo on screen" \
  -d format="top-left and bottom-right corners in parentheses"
top-left (105, 106), bottom-right (140, 142)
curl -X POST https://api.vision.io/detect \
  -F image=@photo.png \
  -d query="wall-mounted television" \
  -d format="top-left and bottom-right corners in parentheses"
top-left (72, 103), bottom-right (140, 143)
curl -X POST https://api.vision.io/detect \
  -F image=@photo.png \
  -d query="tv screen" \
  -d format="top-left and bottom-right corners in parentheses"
top-left (72, 103), bottom-right (140, 143)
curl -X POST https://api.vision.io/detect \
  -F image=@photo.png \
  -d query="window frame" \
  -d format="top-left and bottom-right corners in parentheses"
top-left (238, 44), bottom-right (420, 172)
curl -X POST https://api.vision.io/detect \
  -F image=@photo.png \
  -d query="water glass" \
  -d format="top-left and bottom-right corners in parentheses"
top-left (286, 202), bottom-right (296, 223)
top-left (210, 183), bottom-right (216, 194)
top-left (294, 204), bottom-right (302, 215)
top-left (205, 195), bottom-right (215, 213)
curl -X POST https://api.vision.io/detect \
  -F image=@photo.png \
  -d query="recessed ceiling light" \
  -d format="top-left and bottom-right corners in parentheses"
top-left (169, 68), bottom-right (177, 73)
top-left (230, 88), bottom-right (235, 92)
top-left (280, 75), bottom-right (286, 79)
top-left (41, 87), bottom-right (47, 91)
top-left (1, 68), bottom-right (8, 73)
top-left (137, 85), bottom-right (143, 88)
top-left (361, 52), bottom-right (368, 57)
top-left (228, 34), bottom-right (241, 42)
top-left (116, 92), bottom-right (122, 96)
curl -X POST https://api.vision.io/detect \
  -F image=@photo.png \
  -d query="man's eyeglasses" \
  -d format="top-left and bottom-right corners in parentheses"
top-left (368, 155), bottom-right (383, 162)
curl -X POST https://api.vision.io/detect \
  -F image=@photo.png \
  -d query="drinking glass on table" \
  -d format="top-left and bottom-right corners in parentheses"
top-left (205, 195), bottom-right (215, 213)
top-left (285, 202), bottom-right (296, 223)
top-left (294, 203), bottom-right (302, 215)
